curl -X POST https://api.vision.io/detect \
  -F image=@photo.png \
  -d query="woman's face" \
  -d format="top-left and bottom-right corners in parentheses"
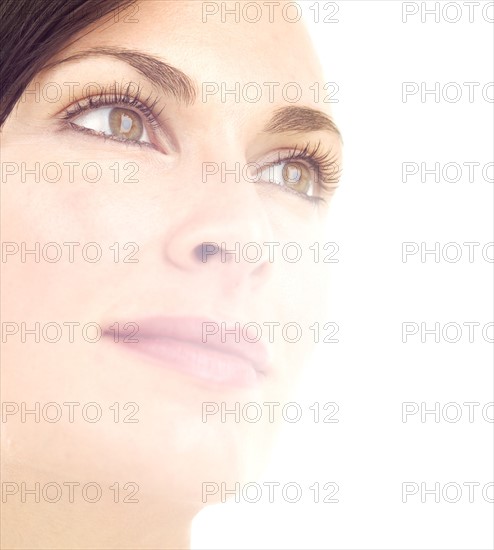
top-left (1, 0), bottom-right (341, 520)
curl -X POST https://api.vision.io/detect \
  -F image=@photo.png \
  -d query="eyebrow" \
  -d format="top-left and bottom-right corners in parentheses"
top-left (45, 47), bottom-right (341, 139)
top-left (263, 106), bottom-right (341, 141)
top-left (44, 47), bottom-right (197, 105)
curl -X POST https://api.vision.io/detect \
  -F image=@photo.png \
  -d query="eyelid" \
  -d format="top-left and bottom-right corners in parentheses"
top-left (255, 143), bottom-right (341, 198)
top-left (257, 152), bottom-right (318, 185)
top-left (65, 103), bottom-right (158, 151)
top-left (253, 152), bottom-right (318, 204)
top-left (59, 82), bottom-right (167, 151)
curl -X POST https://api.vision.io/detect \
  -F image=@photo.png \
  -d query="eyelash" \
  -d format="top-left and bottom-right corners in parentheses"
top-left (61, 84), bottom-right (340, 202)
top-left (61, 82), bottom-right (163, 149)
top-left (268, 142), bottom-right (341, 204)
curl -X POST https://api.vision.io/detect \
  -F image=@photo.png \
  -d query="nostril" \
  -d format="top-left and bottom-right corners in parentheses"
top-left (193, 242), bottom-right (220, 263)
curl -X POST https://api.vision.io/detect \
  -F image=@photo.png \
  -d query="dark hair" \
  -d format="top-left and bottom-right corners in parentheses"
top-left (0, 0), bottom-right (133, 127)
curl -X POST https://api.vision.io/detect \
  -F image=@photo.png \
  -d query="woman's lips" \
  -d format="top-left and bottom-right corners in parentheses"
top-left (102, 317), bottom-right (271, 388)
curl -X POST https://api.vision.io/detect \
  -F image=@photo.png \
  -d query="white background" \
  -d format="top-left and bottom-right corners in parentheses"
top-left (192, 1), bottom-right (494, 548)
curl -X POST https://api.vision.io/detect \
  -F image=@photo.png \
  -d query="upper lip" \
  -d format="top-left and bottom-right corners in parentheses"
top-left (104, 316), bottom-right (272, 375)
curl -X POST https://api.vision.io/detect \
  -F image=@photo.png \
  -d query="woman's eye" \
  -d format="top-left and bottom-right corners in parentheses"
top-left (71, 106), bottom-right (151, 143)
top-left (259, 161), bottom-right (314, 196)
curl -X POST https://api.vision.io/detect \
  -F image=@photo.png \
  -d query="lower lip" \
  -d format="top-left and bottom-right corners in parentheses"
top-left (106, 336), bottom-right (261, 388)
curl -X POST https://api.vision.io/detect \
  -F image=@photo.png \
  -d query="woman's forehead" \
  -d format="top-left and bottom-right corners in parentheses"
top-left (56, 0), bottom-right (324, 87)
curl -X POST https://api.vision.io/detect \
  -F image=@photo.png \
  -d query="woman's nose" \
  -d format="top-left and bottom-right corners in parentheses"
top-left (163, 164), bottom-right (275, 290)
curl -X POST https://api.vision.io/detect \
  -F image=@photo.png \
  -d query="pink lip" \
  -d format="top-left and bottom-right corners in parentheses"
top-left (103, 317), bottom-right (271, 388)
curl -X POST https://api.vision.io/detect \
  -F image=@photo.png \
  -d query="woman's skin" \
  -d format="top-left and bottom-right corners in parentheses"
top-left (0, 1), bottom-right (341, 548)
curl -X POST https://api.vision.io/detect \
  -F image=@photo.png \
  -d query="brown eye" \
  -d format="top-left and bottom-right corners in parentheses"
top-left (282, 161), bottom-right (312, 194)
top-left (70, 105), bottom-right (152, 145)
top-left (257, 158), bottom-right (316, 198)
top-left (109, 108), bottom-right (144, 140)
